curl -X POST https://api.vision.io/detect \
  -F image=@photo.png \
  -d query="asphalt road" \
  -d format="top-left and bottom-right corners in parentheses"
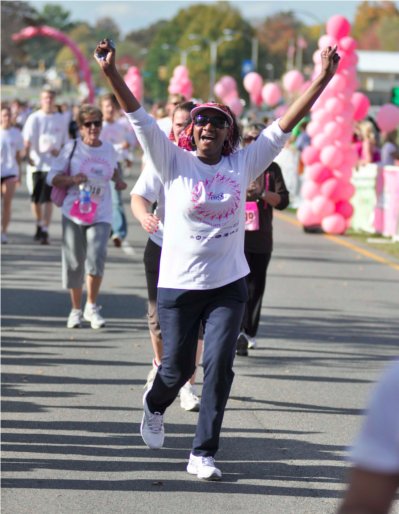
top-left (2, 167), bottom-right (399, 514)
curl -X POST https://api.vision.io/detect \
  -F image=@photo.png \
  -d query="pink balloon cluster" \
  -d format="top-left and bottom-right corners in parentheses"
top-left (124, 66), bottom-right (143, 103)
top-left (297, 15), bottom-right (365, 235)
top-left (168, 65), bottom-right (193, 99)
top-left (214, 75), bottom-right (243, 117)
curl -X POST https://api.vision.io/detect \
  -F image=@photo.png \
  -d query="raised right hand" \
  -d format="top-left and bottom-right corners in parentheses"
top-left (94, 38), bottom-right (116, 73)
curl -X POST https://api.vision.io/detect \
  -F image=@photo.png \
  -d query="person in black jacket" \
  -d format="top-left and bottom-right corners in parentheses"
top-left (236, 122), bottom-right (290, 356)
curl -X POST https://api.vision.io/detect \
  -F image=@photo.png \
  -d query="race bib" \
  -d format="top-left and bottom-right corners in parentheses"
top-left (245, 201), bottom-right (259, 231)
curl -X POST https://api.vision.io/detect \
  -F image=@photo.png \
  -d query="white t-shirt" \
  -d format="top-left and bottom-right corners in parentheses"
top-left (350, 360), bottom-right (399, 473)
top-left (0, 127), bottom-right (24, 178)
top-left (101, 118), bottom-right (137, 162)
top-left (22, 110), bottom-right (69, 171)
top-left (126, 108), bottom-right (290, 290)
top-left (131, 163), bottom-right (165, 247)
top-left (47, 139), bottom-right (117, 225)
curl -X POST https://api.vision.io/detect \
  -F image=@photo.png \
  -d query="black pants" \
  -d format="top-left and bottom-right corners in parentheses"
top-left (241, 251), bottom-right (271, 338)
top-left (146, 278), bottom-right (248, 457)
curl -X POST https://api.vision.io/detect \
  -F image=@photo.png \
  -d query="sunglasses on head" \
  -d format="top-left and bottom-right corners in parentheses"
top-left (83, 120), bottom-right (102, 128)
top-left (193, 114), bottom-right (230, 129)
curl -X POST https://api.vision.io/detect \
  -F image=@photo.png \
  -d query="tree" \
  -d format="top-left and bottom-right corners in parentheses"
top-left (255, 11), bottom-right (304, 79)
top-left (1, 1), bottom-right (39, 79)
top-left (143, 2), bottom-right (254, 101)
top-left (352, 1), bottom-right (399, 50)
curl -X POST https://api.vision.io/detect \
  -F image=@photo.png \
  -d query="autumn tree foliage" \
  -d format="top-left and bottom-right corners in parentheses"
top-left (352, 1), bottom-right (399, 50)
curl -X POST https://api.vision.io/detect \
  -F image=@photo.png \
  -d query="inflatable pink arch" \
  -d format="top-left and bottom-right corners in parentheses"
top-left (12, 25), bottom-right (95, 103)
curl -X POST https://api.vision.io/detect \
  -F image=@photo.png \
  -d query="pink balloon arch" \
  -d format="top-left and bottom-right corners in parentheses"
top-left (12, 25), bottom-right (95, 103)
top-left (297, 15), bottom-right (367, 235)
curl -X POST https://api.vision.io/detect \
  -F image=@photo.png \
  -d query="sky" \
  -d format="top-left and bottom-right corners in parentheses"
top-left (28, 0), bottom-right (397, 35)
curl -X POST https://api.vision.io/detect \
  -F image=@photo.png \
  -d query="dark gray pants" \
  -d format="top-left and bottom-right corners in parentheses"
top-left (146, 278), bottom-right (247, 457)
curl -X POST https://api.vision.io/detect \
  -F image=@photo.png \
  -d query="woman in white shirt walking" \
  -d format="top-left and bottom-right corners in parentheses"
top-left (95, 39), bottom-right (340, 481)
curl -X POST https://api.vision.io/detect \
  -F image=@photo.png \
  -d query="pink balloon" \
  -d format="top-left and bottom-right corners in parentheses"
top-left (214, 81), bottom-right (227, 99)
top-left (325, 97), bottom-right (344, 116)
top-left (318, 35), bottom-right (337, 50)
top-left (243, 72), bottom-right (263, 95)
top-left (327, 74), bottom-right (347, 94)
top-left (219, 75), bottom-right (237, 94)
top-left (324, 121), bottom-right (343, 140)
top-left (311, 195), bottom-right (335, 218)
top-left (306, 121), bottom-right (321, 138)
top-left (262, 83), bottom-right (282, 106)
top-left (313, 132), bottom-right (335, 149)
top-left (168, 83), bottom-right (182, 95)
top-left (321, 213), bottom-right (346, 234)
top-left (376, 104), bottom-right (399, 132)
top-left (351, 92), bottom-right (370, 121)
top-left (335, 200), bottom-right (354, 219)
top-left (297, 202), bottom-right (321, 226)
top-left (301, 146), bottom-right (320, 166)
top-left (223, 91), bottom-right (239, 103)
top-left (283, 70), bottom-right (304, 93)
top-left (320, 145), bottom-right (343, 168)
top-left (320, 177), bottom-right (341, 199)
top-left (301, 180), bottom-right (320, 200)
top-left (326, 15), bottom-right (351, 40)
top-left (332, 164), bottom-right (353, 181)
top-left (306, 163), bottom-right (333, 183)
top-left (227, 97), bottom-right (243, 117)
top-left (339, 36), bottom-right (357, 53)
top-left (335, 181), bottom-right (355, 202)
top-left (173, 65), bottom-right (189, 80)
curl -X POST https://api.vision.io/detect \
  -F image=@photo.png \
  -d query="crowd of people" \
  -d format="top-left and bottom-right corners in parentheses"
top-left (1, 41), bottom-right (398, 507)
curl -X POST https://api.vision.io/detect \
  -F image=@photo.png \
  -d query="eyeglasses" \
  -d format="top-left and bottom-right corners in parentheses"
top-left (82, 120), bottom-right (102, 128)
top-left (193, 114), bottom-right (230, 129)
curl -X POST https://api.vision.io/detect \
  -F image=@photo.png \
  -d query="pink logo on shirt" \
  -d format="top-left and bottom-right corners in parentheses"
top-left (191, 172), bottom-right (240, 227)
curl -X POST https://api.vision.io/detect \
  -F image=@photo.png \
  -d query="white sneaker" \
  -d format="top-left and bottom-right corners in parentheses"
top-left (140, 390), bottom-right (165, 449)
top-left (180, 382), bottom-right (200, 412)
top-left (67, 309), bottom-right (82, 329)
top-left (187, 453), bottom-right (222, 481)
top-left (83, 304), bottom-right (106, 329)
top-left (248, 336), bottom-right (257, 349)
top-left (144, 359), bottom-right (159, 390)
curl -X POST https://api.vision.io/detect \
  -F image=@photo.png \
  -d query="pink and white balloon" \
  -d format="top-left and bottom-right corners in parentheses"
top-left (298, 15), bottom-right (364, 235)
top-left (168, 65), bottom-right (193, 99)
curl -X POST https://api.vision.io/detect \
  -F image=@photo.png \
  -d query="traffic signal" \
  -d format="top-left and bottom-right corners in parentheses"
top-left (391, 86), bottom-right (399, 106)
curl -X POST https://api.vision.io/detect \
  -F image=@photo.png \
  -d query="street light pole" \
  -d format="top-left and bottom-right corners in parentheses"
top-left (180, 45), bottom-right (201, 67)
top-left (209, 40), bottom-right (218, 101)
top-left (209, 29), bottom-right (234, 101)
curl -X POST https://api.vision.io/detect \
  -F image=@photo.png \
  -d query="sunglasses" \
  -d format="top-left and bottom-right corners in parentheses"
top-left (193, 114), bottom-right (230, 129)
top-left (82, 120), bottom-right (102, 128)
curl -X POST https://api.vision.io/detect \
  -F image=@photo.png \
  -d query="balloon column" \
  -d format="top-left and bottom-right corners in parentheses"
top-left (124, 66), bottom-right (143, 103)
top-left (12, 26), bottom-right (95, 103)
top-left (214, 75), bottom-right (244, 117)
top-left (297, 15), bottom-right (369, 235)
top-left (168, 65), bottom-right (193, 100)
